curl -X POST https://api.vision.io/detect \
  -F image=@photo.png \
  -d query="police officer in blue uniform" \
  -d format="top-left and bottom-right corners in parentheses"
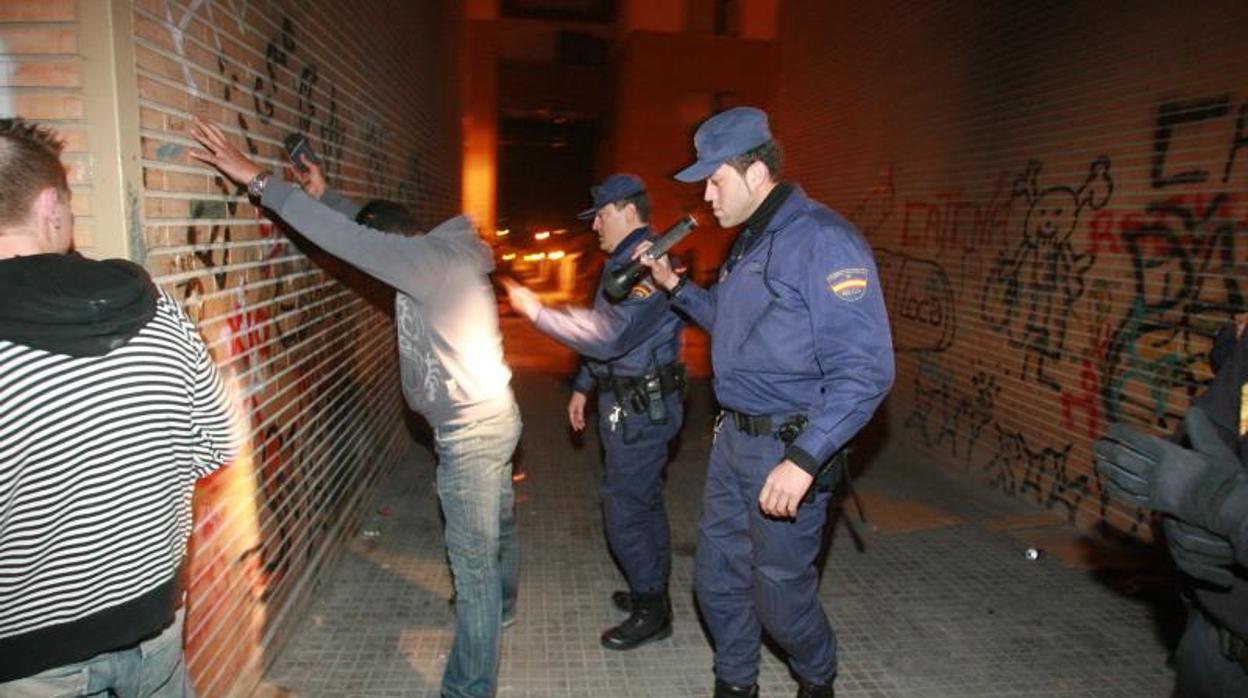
top-left (1095, 317), bottom-right (1248, 697)
top-left (639, 107), bottom-right (894, 698)
top-left (505, 174), bottom-right (686, 650)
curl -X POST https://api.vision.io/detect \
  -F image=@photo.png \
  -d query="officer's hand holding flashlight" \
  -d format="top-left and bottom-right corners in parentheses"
top-left (759, 460), bottom-right (815, 519)
top-left (633, 241), bottom-right (680, 291)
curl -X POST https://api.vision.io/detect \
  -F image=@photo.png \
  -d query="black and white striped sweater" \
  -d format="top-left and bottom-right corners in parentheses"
top-left (0, 253), bottom-right (241, 681)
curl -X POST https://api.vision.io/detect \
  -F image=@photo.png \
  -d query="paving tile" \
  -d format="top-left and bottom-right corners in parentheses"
top-left (262, 373), bottom-right (1175, 697)
top-left (851, 491), bottom-right (963, 534)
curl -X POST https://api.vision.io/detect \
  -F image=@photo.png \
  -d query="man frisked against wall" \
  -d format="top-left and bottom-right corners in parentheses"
top-left (189, 118), bottom-right (521, 698)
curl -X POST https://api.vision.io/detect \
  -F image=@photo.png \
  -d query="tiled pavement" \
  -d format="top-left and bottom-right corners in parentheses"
top-left (260, 372), bottom-right (1178, 697)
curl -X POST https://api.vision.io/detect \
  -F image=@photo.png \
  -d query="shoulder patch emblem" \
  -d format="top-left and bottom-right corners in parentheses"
top-left (827, 268), bottom-right (869, 302)
top-left (630, 283), bottom-right (654, 300)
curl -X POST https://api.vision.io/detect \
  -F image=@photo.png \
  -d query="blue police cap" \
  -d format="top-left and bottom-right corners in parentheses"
top-left (674, 106), bottom-right (772, 183)
top-left (576, 173), bottom-right (647, 220)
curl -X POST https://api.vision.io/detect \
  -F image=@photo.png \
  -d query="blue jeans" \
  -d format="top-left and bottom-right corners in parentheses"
top-left (435, 402), bottom-right (522, 698)
top-left (0, 609), bottom-right (192, 698)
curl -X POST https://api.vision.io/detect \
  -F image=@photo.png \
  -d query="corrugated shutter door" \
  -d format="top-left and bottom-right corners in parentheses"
top-left (128, 1), bottom-right (459, 693)
top-left (778, 1), bottom-right (1248, 534)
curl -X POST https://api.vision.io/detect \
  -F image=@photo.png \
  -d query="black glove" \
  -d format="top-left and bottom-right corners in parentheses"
top-left (1094, 407), bottom-right (1243, 533)
top-left (1163, 517), bottom-right (1235, 588)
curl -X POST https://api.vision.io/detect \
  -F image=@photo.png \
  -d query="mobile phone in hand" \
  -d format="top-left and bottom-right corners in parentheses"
top-left (284, 132), bottom-right (319, 172)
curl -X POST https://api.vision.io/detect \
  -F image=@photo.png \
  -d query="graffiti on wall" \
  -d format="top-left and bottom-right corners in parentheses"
top-left (903, 357), bottom-right (1000, 467)
top-left (1100, 95), bottom-right (1248, 430)
top-left (158, 0), bottom-right (435, 198)
top-left (877, 249), bottom-right (956, 353)
top-left (982, 424), bottom-right (1088, 520)
top-left (881, 92), bottom-right (1248, 529)
top-left (981, 156), bottom-right (1112, 391)
top-left (899, 178), bottom-right (1014, 258)
top-left (140, 3), bottom-right (435, 678)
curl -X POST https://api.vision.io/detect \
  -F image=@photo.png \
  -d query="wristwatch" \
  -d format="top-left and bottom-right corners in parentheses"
top-left (246, 171), bottom-right (272, 201)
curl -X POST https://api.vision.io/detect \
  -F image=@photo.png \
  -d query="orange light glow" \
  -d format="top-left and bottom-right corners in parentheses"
top-left (534, 231), bottom-right (550, 241)
top-left (462, 125), bottom-right (496, 234)
top-left (185, 364), bottom-right (265, 694)
top-left (501, 252), bottom-right (516, 261)
top-left (547, 250), bottom-right (566, 260)
top-left (495, 228), bottom-right (510, 237)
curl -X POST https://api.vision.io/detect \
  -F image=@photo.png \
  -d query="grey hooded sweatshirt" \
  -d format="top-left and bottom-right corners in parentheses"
top-left (262, 180), bottom-right (514, 427)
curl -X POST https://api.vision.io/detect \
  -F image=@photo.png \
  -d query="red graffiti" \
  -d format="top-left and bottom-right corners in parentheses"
top-left (900, 182), bottom-right (1013, 253)
top-left (1089, 192), bottom-right (1248, 256)
top-left (225, 305), bottom-right (273, 368)
top-left (1061, 359), bottom-right (1102, 438)
top-left (1086, 209), bottom-right (1123, 254)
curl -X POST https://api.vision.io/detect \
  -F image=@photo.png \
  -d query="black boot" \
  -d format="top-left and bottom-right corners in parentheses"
top-left (611, 589), bottom-right (632, 612)
top-left (713, 678), bottom-right (759, 697)
top-left (796, 679), bottom-right (834, 697)
top-left (600, 591), bottom-right (671, 650)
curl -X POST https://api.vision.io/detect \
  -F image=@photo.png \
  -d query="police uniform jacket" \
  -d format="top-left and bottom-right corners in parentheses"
top-left (532, 226), bottom-right (683, 393)
top-left (671, 186), bottom-right (894, 475)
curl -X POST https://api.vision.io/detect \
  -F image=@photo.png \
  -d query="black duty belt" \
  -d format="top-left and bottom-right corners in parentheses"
top-left (721, 409), bottom-right (808, 443)
top-left (595, 362), bottom-right (685, 396)
top-left (1216, 621), bottom-right (1248, 671)
top-left (720, 409), bottom-right (849, 501)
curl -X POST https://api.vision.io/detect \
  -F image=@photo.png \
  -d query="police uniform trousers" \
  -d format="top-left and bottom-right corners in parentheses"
top-left (597, 389), bottom-right (684, 595)
top-left (694, 416), bottom-right (837, 687)
top-left (1174, 611), bottom-right (1248, 698)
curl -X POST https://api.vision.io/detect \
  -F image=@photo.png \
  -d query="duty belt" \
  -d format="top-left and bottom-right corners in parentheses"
top-left (721, 409), bottom-right (808, 443)
top-left (720, 409), bottom-right (849, 501)
top-left (595, 362), bottom-right (685, 396)
top-left (1216, 622), bottom-right (1248, 671)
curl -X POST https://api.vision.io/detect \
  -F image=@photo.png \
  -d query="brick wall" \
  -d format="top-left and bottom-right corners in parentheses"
top-left (776, 2), bottom-right (1248, 536)
top-left (3, 1), bottom-right (461, 695)
top-left (0, 1), bottom-right (94, 252)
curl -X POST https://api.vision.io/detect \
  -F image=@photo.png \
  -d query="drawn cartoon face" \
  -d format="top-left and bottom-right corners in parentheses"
top-left (997, 428), bottom-right (1023, 462)
top-left (971, 369), bottom-right (998, 409)
top-left (1026, 187), bottom-right (1079, 242)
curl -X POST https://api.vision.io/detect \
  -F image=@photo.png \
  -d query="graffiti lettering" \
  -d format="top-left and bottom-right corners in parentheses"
top-left (877, 248), bottom-right (956, 353)
top-left (984, 425), bottom-right (1085, 521)
top-left (899, 181), bottom-right (1012, 254)
top-left (1152, 95), bottom-right (1232, 189)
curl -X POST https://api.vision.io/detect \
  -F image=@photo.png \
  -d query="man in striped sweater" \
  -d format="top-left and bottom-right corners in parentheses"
top-left (0, 118), bottom-right (242, 696)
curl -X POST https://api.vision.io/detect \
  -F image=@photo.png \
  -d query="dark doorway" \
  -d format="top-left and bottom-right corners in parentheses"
top-left (497, 115), bottom-right (599, 243)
